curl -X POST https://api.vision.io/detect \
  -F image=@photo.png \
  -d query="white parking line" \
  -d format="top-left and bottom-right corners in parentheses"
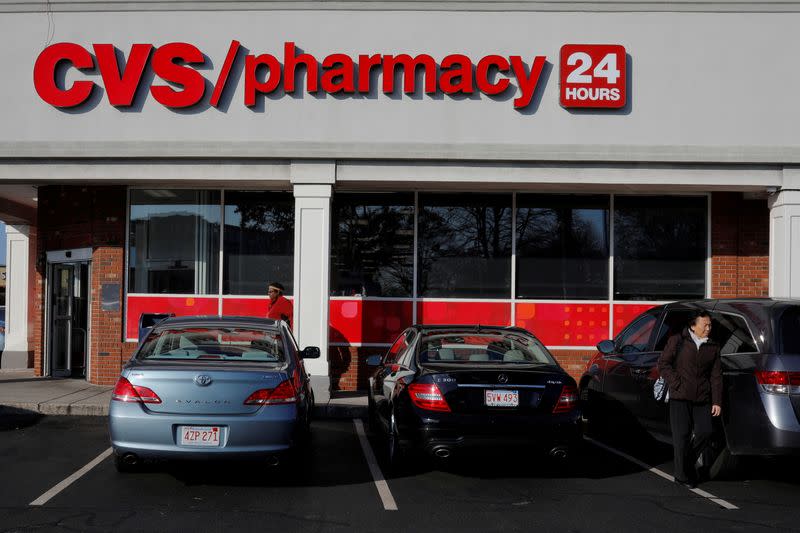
top-left (353, 419), bottom-right (398, 511)
top-left (30, 447), bottom-right (113, 506)
top-left (584, 436), bottom-right (738, 510)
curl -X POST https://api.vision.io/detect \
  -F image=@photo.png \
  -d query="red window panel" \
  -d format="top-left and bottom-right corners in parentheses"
top-left (613, 303), bottom-right (659, 336)
top-left (516, 303), bottom-right (609, 346)
top-left (329, 300), bottom-right (413, 344)
top-left (222, 297), bottom-right (272, 318)
top-left (417, 301), bottom-right (510, 327)
top-left (126, 295), bottom-right (219, 340)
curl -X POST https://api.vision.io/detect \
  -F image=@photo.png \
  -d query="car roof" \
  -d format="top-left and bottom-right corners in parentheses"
top-left (411, 324), bottom-right (534, 336)
top-left (152, 315), bottom-right (282, 330)
top-left (666, 297), bottom-right (799, 308)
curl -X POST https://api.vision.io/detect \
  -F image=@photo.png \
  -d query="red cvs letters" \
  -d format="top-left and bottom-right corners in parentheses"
top-left (33, 41), bottom-right (550, 110)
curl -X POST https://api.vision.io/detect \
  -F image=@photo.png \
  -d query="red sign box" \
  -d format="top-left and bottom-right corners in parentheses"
top-left (560, 44), bottom-right (626, 109)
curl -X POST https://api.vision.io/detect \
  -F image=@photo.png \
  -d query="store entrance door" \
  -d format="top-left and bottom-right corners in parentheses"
top-left (49, 261), bottom-right (89, 378)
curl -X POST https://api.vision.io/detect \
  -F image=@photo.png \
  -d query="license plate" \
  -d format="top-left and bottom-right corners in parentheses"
top-left (179, 426), bottom-right (221, 446)
top-left (485, 390), bottom-right (519, 407)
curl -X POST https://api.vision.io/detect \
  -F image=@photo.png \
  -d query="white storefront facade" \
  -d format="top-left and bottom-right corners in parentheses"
top-left (0, 2), bottom-right (798, 396)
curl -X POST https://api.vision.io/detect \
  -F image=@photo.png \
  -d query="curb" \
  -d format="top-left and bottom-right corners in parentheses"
top-left (313, 404), bottom-right (367, 419)
top-left (1, 403), bottom-right (109, 416)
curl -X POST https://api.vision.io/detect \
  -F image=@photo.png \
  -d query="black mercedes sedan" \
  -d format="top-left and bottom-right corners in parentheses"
top-left (367, 325), bottom-right (581, 466)
top-left (580, 298), bottom-right (800, 478)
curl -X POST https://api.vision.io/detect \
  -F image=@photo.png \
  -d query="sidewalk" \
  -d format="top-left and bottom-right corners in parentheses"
top-left (0, 370), bottom-right (367, 418)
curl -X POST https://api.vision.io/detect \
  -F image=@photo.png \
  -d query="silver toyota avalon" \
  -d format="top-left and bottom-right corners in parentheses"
top-left (108, 316), bottom-right (319, 472)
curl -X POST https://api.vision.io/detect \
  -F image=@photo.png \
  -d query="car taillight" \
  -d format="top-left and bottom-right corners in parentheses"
top-left (244, 380), bottom-right (297, 405)
top-left (408, 382), bottom-right (450, 412)
top-left (553, 383), bottom-right (579, 413)
top-left (755, 370), bottom-right (800, 394)
top-left (111, 377), bottom-right (162, 404)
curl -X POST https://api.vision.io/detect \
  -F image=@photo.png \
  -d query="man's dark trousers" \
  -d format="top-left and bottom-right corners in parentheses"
top-left (670, 399), bottom-right (714, 483)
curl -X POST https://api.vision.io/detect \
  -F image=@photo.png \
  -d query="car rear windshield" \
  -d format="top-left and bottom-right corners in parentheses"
top-left (418, 333), bottom-right (556, 365)
top-left (136, 327), bottom-right (285, 363)
top-left (780, 307), bottom-right (800, 354)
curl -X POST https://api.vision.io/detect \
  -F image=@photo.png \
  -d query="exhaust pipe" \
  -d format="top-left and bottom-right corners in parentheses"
top-left (122, 453), bottom-right (139, 466)
top-left (549, 446), bottom-right (568, 460)
top-left (433, 446), bottom-right (452, 459)
top-left (266, 455), bottom-right (280, 467)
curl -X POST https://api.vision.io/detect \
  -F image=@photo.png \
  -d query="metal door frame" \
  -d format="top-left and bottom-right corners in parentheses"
top-left (44, 248), bottom-right (92, 380)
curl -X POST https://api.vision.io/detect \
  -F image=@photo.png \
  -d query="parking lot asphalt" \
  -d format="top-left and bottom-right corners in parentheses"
top-left (2, 414), bottom-right (800, 533)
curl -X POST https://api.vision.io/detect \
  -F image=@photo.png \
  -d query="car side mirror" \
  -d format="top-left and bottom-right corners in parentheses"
top-left (366, 355), bottom-right (382, 367)
top-left (597, 340), bottom-right (615, 355)
top-left (300, 346), bottom-right (321, 359)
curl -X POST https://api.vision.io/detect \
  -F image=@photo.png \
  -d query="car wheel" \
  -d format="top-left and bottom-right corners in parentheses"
top-left (708, 444), bottom-right (740, 480)
top-left (367, 395), bottom-right (380, 434)
top-left (579, 384), bottom-right (602, 437)
top-left (386, 411), bottom-right (402, 469)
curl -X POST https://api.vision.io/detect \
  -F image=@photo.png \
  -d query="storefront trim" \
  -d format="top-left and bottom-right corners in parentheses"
top-left (5, 1), bottom-right (800, 14)
top-left (1, 143), bottom-right (800, 166)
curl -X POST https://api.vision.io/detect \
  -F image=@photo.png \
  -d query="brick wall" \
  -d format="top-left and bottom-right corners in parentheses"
top-left (711, 192), bottom-right (769, 298)
top-left (330, 345), bottom-right (386, 392)
top-left (551, 349), bottom-right (596, 382)
top-left (30, 225), bottom-right (43, 375)
top-left (34, 185), bottom-right (131, 384)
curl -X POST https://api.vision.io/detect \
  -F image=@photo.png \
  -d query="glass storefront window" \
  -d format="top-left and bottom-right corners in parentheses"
top-left (224, 191), bottom-right (294, 295)
top-left (516, 194), bottom-right (609, 299)
top-left (614, 196), bottom-right (707, 301)
top-left (418, 193), bottom-right (512, 298)
top-left (129, 189), bottom-right (220, 294)
top-left (331, 193), bottom-right (414, 297)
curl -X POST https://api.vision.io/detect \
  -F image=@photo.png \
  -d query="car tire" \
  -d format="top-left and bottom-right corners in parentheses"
top-left (708, 444), bottom-right (740, 480)
top-left (386, 410), bottom-right (403, 471)
top-left (367, 395), bottom-right (380, 435)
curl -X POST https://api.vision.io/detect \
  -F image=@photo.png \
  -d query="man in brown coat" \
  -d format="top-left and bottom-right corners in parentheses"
top-left (657, 310), bottom-right (722, 487)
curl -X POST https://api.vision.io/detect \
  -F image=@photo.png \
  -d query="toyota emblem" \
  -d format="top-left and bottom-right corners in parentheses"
top-left (497, 373), bottom-right (509, 384)
top-left (194, 375), bottom-right (213, 387)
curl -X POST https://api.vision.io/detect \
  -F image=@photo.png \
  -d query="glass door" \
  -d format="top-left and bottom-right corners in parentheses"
top-left (49, 262), bottom-right (89, 378)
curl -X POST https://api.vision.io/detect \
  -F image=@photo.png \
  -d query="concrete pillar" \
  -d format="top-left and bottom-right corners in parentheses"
top-left (292, 161), bottom-right (335, 403)
top-left (769, 170), bottom-right (800, 298)
top-left (2, 224), bottom-right (30, 369)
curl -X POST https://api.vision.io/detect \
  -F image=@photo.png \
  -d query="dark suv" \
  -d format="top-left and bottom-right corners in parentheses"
top-left (580, 298), bottom-right (800, 477)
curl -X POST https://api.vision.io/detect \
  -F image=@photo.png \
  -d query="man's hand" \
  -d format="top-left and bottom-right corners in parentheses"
top-left (711, 404), bottom-right (721, 417)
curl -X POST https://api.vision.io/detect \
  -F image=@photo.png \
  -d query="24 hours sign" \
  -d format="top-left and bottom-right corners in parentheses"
top-left (560, 44), bottom-right (627, 109)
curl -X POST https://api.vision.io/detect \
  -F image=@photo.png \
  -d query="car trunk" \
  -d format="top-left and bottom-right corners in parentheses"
top-left (124, 362), bottom-right (290, 415)
top-left (420, 364), bottom-right (569, 414)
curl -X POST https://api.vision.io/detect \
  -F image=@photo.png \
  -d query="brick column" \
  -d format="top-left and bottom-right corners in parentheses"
top-left (711, 192), bottom-right (769, 298)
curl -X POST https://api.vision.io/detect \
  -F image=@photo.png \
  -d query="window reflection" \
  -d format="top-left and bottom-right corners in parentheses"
top-left (516, 194), bottom-right (609, 299)
top-left (224, 191), bottom-right (294, 295)
top-left (331, 193), bottom-right (414, 297)
top-left (129, 190), bottom-right (220, 294)
top-left (418, 193), bottom-right (512, 298)
top-left (614, 196), bottom-right (707, 300)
